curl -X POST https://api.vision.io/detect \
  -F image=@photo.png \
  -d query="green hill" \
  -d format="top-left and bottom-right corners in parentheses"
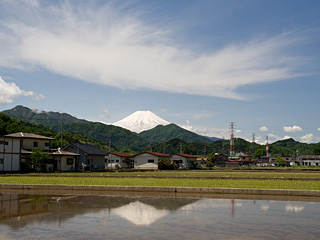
top-left (139, 123), bottom-right (213, 144)
top-left (2, 105), bottom-right (88, 126)
top-left (0, 112), bottom-right (112, 151)
top-left (52, 122), bottom-right (148, 151)
top-left (2, 105), bottom-right (319, 155)
top-left (3, 105), bottom-right (148, 151)
top-left (0, 112), bottom-right (54, 137)
top-left (270, 138), bottom-right (316, 156)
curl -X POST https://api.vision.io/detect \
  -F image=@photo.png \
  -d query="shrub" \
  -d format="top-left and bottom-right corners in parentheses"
top-left (158, 159), bottom-right (176, 170)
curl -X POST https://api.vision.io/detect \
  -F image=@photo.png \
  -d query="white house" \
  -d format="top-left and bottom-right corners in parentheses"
top-left (170, 153), bottom-right (198, 169)
top-left (50, 149), bottom-right (79, 172)
top-left (296, 155), bottom-right (320, 166)
top-left (0, 132), bottom-right (79, 172)
top-left (0, 135), bottom-right (21, 172)
top-left (133, 152), bottom-right (170, 169)
top-left (106, 152), bottom-right (133, 169)
top-left (1, 132), bottom-right (54, 172)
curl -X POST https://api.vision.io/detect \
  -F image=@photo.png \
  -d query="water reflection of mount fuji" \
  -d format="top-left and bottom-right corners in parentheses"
top-left (0, 193), bottom-right (198, 229)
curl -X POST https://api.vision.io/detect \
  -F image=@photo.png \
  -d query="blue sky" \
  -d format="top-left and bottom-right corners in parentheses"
top-left (0, 0), bottom-right (319, 144)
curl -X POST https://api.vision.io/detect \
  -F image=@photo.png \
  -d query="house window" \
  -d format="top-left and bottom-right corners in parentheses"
top-left (45, 142), bottom-right (49, 147)
top-left (116, 160), bottom-right (119, 163)
top-left (148, 159), bottom-right (154, 163)
top-left (67, 158), bottom-right (74, 165)
top-left (0, 159), bottom-right (3, 164)
top-left (109, 160), bottom-right (115, 163)
top-left (0, 141), bottom-right (8, 145)
top-left (33, 142), bottom-right (38, 148)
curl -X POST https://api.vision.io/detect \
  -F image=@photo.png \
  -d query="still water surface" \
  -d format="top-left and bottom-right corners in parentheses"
top-left (0, 193), bottom-right (319, 240)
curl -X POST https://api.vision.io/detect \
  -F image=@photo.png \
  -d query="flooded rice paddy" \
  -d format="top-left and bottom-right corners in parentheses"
top-left (0, 191), bottom-right (319, 240)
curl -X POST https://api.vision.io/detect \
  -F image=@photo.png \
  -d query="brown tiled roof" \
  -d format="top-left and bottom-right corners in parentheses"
top-left (173, 153), bottom-right (197, 158)
top-left (133, 152), bottom-right (170, 157)
top-left (110, 152), bottom-right (132, 157)
top-left (5, 132), bottom-right (54, 140)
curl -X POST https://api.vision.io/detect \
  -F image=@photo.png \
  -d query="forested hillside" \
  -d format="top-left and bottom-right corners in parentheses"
top-left (2, 105), bottom-right (320, 156)
top-left (139, 123), bottom-right (213, 144)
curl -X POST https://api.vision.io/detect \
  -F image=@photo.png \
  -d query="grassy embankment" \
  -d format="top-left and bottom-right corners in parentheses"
top-left (1, 170), bottom-right (320, 190)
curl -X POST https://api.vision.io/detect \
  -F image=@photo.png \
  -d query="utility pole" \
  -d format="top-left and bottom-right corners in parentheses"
top-left (229, 122), bottom-right (235, 157)
top-left (222, 136), bottom-right (225, 154)
top-left (60, 118), bottom-right (63, 148)
top-left (252, 133), bottom-right (255, 155)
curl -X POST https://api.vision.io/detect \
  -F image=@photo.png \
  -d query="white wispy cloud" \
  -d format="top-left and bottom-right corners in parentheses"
top-left (32, 93), bottom-right (46, 101)
top-left (102, 109), bottom-right (111, 119)
top-left (283, 135), bottom-right (293, 140)
top-left (259, 126), bottom-right (268, 132)
top-left (180, 120), bottom-right (244, 140)
top-left (180, 120), bottom-right (229, 138)
top-left (300, 133), bottom-right (314, 143)
top-left (0, 76), bottom-right (41, 105)
top-left (283, 125), bottom-right (303, 133)
top-left (268, 133), bottom-right (282, 142)
top-left (159, 109), bottom-right (168, 113)
top-left (0, 1), bottom-right (309, 100)
top-left (285, 204), bottom-right (305, 213)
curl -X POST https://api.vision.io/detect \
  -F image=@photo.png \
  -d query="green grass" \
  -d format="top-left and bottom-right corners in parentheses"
top-left (0, 176), bottom-right (319, 190)
top-left (20, 170), bottom-right (320, 179)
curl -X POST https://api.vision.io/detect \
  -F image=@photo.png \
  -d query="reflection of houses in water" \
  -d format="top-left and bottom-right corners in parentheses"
top-left (0, 194), bottom-right (49, 224)
top-left (0, 194), bottom-right (197, 229)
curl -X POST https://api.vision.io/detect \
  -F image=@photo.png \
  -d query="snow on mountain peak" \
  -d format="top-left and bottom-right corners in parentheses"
top-left (113, 110), bottom-right (170, 133)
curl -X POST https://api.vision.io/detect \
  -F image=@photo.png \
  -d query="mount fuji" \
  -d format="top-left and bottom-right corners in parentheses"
top-left (113, 111), bottom-right (170, 133)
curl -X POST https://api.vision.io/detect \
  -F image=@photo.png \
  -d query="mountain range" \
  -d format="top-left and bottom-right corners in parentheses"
top-left (2, 105), bottom-right (319, 155)
top-left (2, 105), bottom-right (215, 151)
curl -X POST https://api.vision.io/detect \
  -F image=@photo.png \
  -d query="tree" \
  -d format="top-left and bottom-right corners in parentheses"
top-left (158, 159), bottom-right (176, 170)
top-left (274, 156), bottom-right (288, 167)
top-left (31, 149), bottom-right (48, 172)
top-left (120, 148), bottom-right (136, 154)
top-left (312, 143), bottom-right (320, 155)
top-left (253, 148), bottom-right (266, 159)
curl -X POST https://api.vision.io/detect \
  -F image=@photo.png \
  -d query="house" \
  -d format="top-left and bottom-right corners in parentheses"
top-left (171, 153), bottom-right (198, 169)
top-left (237, 155), bottom-right (256, 167)
top-left (257, 156), bottom-right (270, 166)
top-left (259, 156), bottom-right (295, 166)
top-left (0, 132), bottom-right (54, 172)
top-left (133, 152), bottom-right (170, 169)
top-left (63, 143), bottom-right (106, 171)
top-left (0, 134), bottom-right (23, 172)
top-left (212, 153), bottom-right (229, 167)
top-left (296, 155), bottom-right (320, 166)
top-left (49, 149), bottom-right (79, 172)
top-left (106, 152), bottom-right (133, 169)
top-left (197, 157), bottom-right (208, 168)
